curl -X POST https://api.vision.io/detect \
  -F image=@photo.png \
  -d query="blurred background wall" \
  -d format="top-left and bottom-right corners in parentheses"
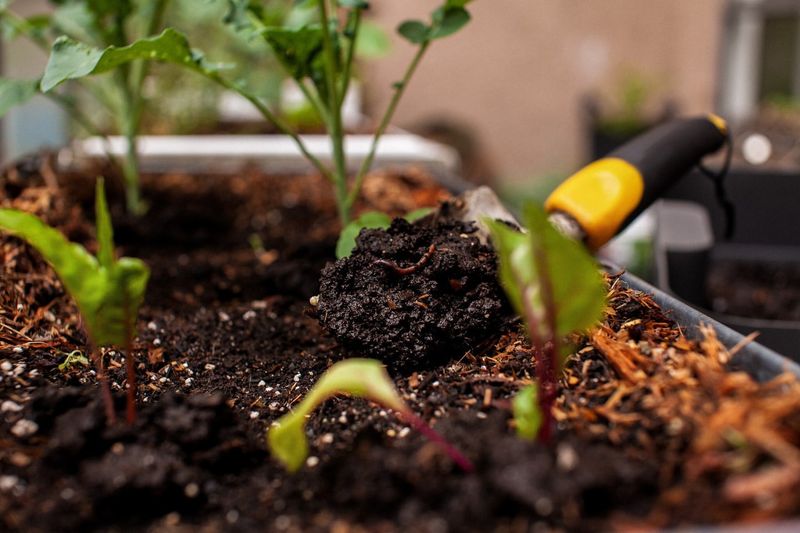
top-left (362, 0), bottom-right (728, 183)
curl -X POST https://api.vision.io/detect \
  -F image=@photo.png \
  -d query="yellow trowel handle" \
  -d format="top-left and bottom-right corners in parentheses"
top-left (545, 114), bottom-right (728, 250)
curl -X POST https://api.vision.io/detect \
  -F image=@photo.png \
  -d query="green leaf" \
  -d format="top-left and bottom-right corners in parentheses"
top-left (430, 6), bottom-right (470, 40)
top-left (355, 20), bottom-right (390, 59)
top-left (58, 350), bottom-right (90, 372)
top-left (41, 28), bottom-right (221, 92)
top-left (0, 202), bottom-right (149, 348)
top-left (94, 178), bottom-right (114, 270)
top-left (335, 211), bottom-right (391, 259)
top-left (339, 0), bottom-right (369, 8)
top-left (267, 359), bottom-right (408, 471)
top-left (404, 207), bottom-right (433, 223)
top-left (486, 202), bottom-right (606, 342)
top-left (512, 385), bottom-right (541, 440)
top-left (0, 208), bottom-right (105, 332)
top-left (0, 78), bottom-right (39, 117)
top-left (397, 20), bottom-right (429, 44)
top-left (260, 25), bottom-right (325, 82)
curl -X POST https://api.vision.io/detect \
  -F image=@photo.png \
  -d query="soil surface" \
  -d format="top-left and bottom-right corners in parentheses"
top-left (2, 153), bottom-right (800, 532)
top-left (708, 259), bottom-right (800, 321)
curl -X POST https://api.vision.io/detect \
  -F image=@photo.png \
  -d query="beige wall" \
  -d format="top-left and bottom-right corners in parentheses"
top-left (363, 0), bottom-right (728, 182)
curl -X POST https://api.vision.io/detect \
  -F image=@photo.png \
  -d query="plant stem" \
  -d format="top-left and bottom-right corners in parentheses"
top-left (318, 0), bottom-right (350, 224)
top-left (401, 409), bottom-right (474, 473)
top-left (90, 343), bottom-right (117, 425)
top-left (347, 42), bottom-right (430, 208)
top-left (338, 8), bottom-right (362, 109)
top-left (531, 246), bottom-right (560, 444)
top-left (209, 74), bottom-right (333, 182)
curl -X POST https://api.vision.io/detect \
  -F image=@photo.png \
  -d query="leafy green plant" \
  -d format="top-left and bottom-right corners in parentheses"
top-left (486, 204), bottom-right (606, 443)
top-left (0, 0), bottom-right (173, 215)
top-left (34, 0), bottom-right (473, 226)
top-left (335, 207), bottom-right (431, 258)
top-left (267, 358), bottom-right (473, 472)
top-left (0, 178), bottom-right (150, 424)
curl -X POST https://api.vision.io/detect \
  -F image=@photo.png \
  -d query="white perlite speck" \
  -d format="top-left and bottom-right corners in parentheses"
top-left (11, 419), bottom-right (38, 438)
top-left (1, 400), bottom-right (23, 413)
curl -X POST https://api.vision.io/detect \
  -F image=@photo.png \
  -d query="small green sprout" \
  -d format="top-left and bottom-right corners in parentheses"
top-left (58, 350), bottom-right (90, 372)
top-left (512, 384), bottom-right (541, 440)
top-left (335, 207), bottom-right (432, 259)
top-left (0, 178), bottom-right (150, 424)
top-left (267, 358), bottom-right (473, 472)
top-left (486, 203), bottom-right (607, 443)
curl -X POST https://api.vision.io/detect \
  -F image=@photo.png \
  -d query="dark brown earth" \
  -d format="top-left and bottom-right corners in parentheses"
top-left (318, 210), bottom-right (512, 370)
top-left (708, 259), bottom-right (800, 321)
top-left (2, 153), bottom-right (800, 532)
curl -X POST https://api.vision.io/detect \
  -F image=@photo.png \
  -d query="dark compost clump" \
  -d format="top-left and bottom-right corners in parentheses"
top-left (317, 213), bottom-right (513, 369)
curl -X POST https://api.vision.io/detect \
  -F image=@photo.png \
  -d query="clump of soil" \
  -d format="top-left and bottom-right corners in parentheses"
top-left (317, 212), bottom-right (513, 369)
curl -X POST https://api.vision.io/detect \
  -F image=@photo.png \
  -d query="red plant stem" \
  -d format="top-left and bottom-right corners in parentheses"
top-left (374, 244), bottom-right (436, 276)
top-left (400, 409), bottom-right (475, 473)
top-left (123, 298), bottom-right (137, 425)
top-left (532, 246), bottom-right (559, 444)
top-left (91, 344), bottom-right (117, 425)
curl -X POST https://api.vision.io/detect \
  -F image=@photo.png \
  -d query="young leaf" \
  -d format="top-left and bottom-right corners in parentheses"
top-left (339, 0), bottom-right (369, 8)
top-left (40, 28), bottom-right (221, 92)
top-left (397, 20), bottom-right (429, 44)
top-left (429, 7), bottom-right (470, 40)
top-left (486, 203), bottom-right (606, 341)
top-left (95, 178), bottom-right (114, 270)
top-left (260, 25), bottom-right (325, 82)
top-left (335, 211), bottom-right (391, 259)
top-left (0, 78), bottom-right (39, 117)
top-left (335, 208), bottom-right (432, 259)
top-left (0, 184), bottom-right (150, 348)
top-left (512, 385), bottom-right (541, 440)
top-left (267, 358), bottom-right (407, 471)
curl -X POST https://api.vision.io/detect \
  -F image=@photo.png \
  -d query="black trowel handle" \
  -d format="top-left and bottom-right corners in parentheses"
top-left (545, 115), bottom-right (728, 250)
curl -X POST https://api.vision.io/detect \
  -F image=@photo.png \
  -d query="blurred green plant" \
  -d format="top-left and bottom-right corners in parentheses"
top-left (486, 203), bottom-right (606, 443)
top-left (32, 0), bottom-right (474, 227)
top-left (0, 0), bottom-right (176, 215)
top-left (0, 178), bottom-right (150, 425)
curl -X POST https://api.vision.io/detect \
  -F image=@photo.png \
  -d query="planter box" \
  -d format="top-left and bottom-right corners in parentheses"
top-left (661, 168), bottom-right (800, 362)
top-left (61, 133), bottom-right (463, 189)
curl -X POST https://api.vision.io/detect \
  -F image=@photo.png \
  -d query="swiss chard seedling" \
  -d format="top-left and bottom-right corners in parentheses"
top-left (0, 0), bottom-right (173, 215)
top-left (267, 358), bottom-right (473, 472)
top-left (486, 204), bottom-right (607, 443)
top-left (32, 0), bottom-right (473, 227)
top-left (0, 178), bottom-right (150, 424)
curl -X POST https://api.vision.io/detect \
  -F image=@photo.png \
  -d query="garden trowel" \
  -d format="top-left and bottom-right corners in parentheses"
top-left (452, 115), bottom-right (730, 249)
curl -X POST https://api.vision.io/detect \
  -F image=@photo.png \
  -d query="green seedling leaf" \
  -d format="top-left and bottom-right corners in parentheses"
top-left (512, 385), bottom-right (541, 440)
top-left (356, 20), bottom-right (391, 59)
top-left (58, 350), bottom-right (90, 372)
top-left (404, 207), bottom-right (433, 223)
top-left (397, 20), bottom-right (429, 44)
top-left (260, 25), bottom-right (324, 82)
top-left (0, 179), bottom-right (149, 348)
top-left (335, 208), bottom-right (433, 259)
top-left (486, 203), bottom-right (606, 341)
top-left (430, 6), bottom-right (470, 40)
top-left (0, 78), bottom-right (39, 117)
top-left (335, 211), bottom-right (391, 259)
top-left (40, 28), bottom-right (222, 92)
top-left (339, 0), bottom-right (369, 8)
top-left (268, 358), bottom-right (407, 471)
